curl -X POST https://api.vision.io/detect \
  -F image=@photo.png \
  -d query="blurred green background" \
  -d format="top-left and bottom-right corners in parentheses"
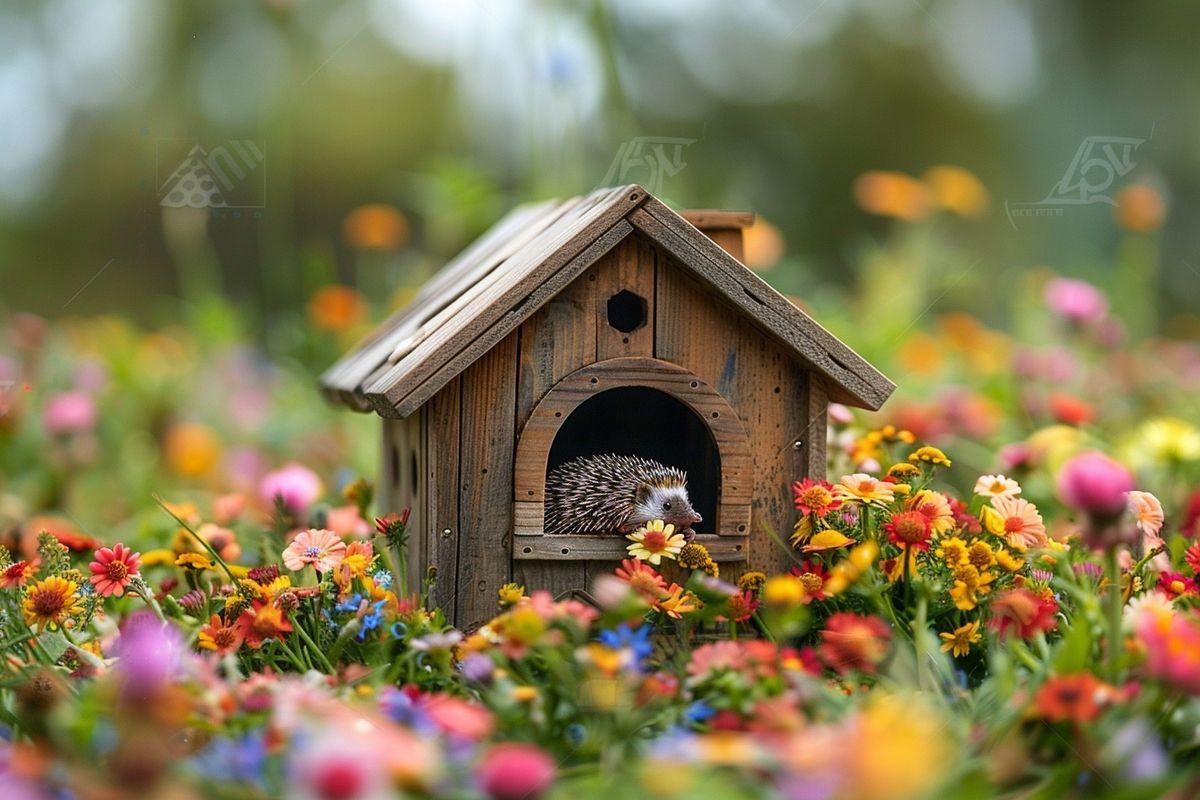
top-left (2, 0), bottom-right (1197, 337)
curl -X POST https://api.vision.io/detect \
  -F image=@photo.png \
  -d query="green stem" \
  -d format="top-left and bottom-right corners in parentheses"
top-left (292, 615), bottom-right (336, 674)
top-left (1105, 548), bottom-right (1124, 682)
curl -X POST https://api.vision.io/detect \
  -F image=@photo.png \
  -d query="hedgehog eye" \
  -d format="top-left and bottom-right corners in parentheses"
top-left (662, 502), bottom-right (672, 511)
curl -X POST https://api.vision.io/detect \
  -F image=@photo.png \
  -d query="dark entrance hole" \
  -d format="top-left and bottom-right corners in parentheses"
top-left (547, 386), bottom-right (719, 532)
top-left (606, 290), bottom-right (647, 333)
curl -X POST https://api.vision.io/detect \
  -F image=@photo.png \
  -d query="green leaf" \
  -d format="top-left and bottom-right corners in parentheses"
top-left (1052, 616), bottom-right (1093, 674)
top-left (38, 629), bottom-right (70, 662)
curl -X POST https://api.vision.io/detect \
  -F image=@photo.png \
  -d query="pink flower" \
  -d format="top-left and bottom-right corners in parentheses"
top-left (282, 529), bottom-right (346, 574)
top-left (1045, 277), bottom-right (1108, 323)
top-left (478, 744), bottom-right (556, 800)
top-left (1058, 452), bottom-right (1135, 519)
top-left (259, 462), bottom-right (322, 514)
top-left (1127, 490), bottom-right (1164, 537)
top-left (42, 391), bottom-right (96, 435)
top-left (1137, 606), bottom-right (1200, 694)
top-left (89, 543), bottom-right (141, 597)
top-left (290, 733), bottom-right (388, 800)
top-left (325, 504), bottom-right (372, 537)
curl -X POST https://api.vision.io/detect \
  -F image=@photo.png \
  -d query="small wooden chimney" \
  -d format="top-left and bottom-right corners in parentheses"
top-left (680, 210), bottom-right (754, 261)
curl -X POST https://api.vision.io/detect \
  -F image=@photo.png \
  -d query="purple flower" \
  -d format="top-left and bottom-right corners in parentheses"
top-left (1044, 277), bottom-right (1108, 324)
top-left (259, 462), bottom-right (323, 514)
top-left (114, 611), bottom-right (184, 700)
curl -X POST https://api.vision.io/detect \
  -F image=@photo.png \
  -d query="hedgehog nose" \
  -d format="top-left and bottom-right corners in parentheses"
top-left (692, 512), bottom-right (703, 523)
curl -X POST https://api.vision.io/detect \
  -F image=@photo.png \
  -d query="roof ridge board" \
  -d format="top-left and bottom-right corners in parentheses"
top-left (631, 198), bottom-right (894, 410)
top-left (318, 198), bottom-right (566, 396)
top-left (362, 185), bottom-right (645, 412)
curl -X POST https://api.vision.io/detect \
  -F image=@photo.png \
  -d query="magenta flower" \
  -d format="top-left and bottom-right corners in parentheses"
top-left (259, 462), bottom-right (322, 514)
top-left (1058, 451), bottom-right (1135, 519)
top-left (42, 391), bottom-right (97, 435)
top-left (114, 611), bottom-right (184, 701)
top-left (478, 744), bottom-right (556, 800)
top-left (1044, 277), bottom-right (1108, 323)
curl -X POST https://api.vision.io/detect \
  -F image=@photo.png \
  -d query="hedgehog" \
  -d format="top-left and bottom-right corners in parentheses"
top-left (544, 454), bottom-right (703, 538)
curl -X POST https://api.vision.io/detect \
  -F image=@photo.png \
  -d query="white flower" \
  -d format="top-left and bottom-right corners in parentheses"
top-left (973, 474), bottom-right (1022, 499)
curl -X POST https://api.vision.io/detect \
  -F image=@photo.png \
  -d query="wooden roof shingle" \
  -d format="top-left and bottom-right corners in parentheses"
top-left (320, 185), bottom-right (894, 417)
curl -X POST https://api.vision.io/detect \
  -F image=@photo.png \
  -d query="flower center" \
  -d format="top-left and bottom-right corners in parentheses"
top-left (214, 628), bottom-right (236, 648)
top-left (858, 480), bottom-right (877, 494)
top-left (801, 487), bottom-right (832, 509)
top-left (31, 588), bottom-right (65, 617)
top-left (642, 530), bottom-right (667, 552)
top-left (990, 481), bottom-right (1007, 493)
top-left (1004, 516), bottom-right (1024, 533)
top-left (1170, 580), bottom-right (1186, 594)
top-left (892, 513), bottom-right (928, 544)
top-left (106, 561), bottom-right (128, 581)
top-left (798, 573), bottom-right (823, 593)
top-left (304, 546), bottom-right (321, 559)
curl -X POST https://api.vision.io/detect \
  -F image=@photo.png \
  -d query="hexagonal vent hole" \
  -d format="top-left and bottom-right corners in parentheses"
top-left (606, 290), bottom-right (647, 333)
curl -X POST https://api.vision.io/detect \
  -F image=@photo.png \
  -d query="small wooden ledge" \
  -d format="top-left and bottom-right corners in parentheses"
top-left (512, 533), bottom-right (747, 562)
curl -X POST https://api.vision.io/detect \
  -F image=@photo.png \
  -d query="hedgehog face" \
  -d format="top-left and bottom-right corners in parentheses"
top-left (630, 483), bottom-right (702, 531)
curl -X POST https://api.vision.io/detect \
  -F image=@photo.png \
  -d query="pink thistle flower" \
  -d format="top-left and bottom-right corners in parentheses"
top-left (1058, 452), bottom-right (1135, 520)
top-left (478, 743), bottom-right (556, 800)
top-left (282, 528), bottom-right (346, 574)
top-left (259, 462), bottom-right (323, 515)
top-left (88, 543), bottom-right (141, 597)
top-left (42, 391), bottom-right (97, 435)
top-left (1044, 277), bottom-right (1108, 324)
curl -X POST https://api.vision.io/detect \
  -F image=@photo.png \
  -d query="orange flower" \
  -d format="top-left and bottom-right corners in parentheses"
top-left (163, 422), bottom-right (221, 478)
top-left (819, 613), bottom-right (891, 674)
top-left (1114, 184), bottom-right (1165, 233)
top-left (234, 601), bottom-right (293, 648)
top-left (307, 285), bottom-right (368, 333)
top-left (343, 203), bottom-right (409, 250)
top-left (0, 560), bottom-right (37, 589)
top-left (853, 171), bottom-right (931, 221)
top-left (23, 577), bottom-right (82, 630)
top-left (923, 165), bottom-right (989, 218)
top-left (986, 496), bottom-right (1047, 551)
top-left (198, 614), bottom-right (245, 655)
top-left (655, 584), bottom-right (699, 619)
top-left (742, 218), bottom-right (784, 269)
top-left (1032, 673), bottom-right (1112, 724)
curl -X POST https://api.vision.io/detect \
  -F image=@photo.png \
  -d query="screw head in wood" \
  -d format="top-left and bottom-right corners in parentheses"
top-left (441, 528), bottom-right (452, 539)
top-left (792, 440), bottom-right (804, 450)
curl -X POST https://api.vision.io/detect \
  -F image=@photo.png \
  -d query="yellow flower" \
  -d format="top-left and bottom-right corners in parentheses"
top-left (908, 490), bottom-right (955, 536)
top-left (626, 520), bottom-right (686, 565)
top-left (801, 529), bottom-right (856, 553)
top-left (939, 621), bottom-right (983, 658)
top-left (497, 582), bottom-right (525, 607)
top-left (23, 577), bottom-right (82, 630)
top-left (163, 422), bottom-right (221, 478)
top-left (511, 685), bottom-right (538, 703)
top-left (139, 549), bottom-right (177, 568)
top-left (175, 553), bottom-right (214, 571)
top-left (836, 474), bottom-right (895, 506)
top-left (1125, 417), bottom-right (1200, 466)
top-left (656, 585), bottom-right (699, 618)
top-left (908, 446), bottom-right (952, 468)
top-left (737, 571), bottom-right (767, 593)
top-left (257, 576), bottom-right (293, 600)
top-left (949, 565), bottom-right (995, 611)
top-left (892, 483), bottom-right (912, 497)
top-left (678, 543), bottom-right (712, 571)
top-left (936, 537), bottom-right (969, 567)
top-left (762, 576), bottom-right (806, 606)
top-left (994, 547), bottom-right (1024, 572)
top-left (966, 541), bottom-right (996, 571)
top-left (887, 463), bottom-right (921, 480)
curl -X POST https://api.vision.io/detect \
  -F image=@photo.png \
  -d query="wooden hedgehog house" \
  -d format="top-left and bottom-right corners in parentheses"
top-left (320, 185), bottom-right (894, 630)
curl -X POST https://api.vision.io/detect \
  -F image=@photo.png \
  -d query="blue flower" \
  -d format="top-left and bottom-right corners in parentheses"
top-left (597, 624), bottom-right (654, 668)
top-left (335, 593), bottom-right (363, 615)
top-left (371, 569), bottom-right (393, 589)
top-left (189, 732), bottom-right (267, 788)
top-left (357, 600), bottom-right (387, 641)
top-left (684, 701), bottom-right (716, 726)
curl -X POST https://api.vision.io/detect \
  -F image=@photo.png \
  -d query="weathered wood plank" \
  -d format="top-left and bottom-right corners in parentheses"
top-left (424, 378), bottom-right (461, 618)
top-left (633, 201), bottom-right (894, 410)
top-left (513, 534), bottom-right (746, 562)
top-left (595, 235), bottom-right (656, 360)
top-left (804, 375), bottom-right (829, 480)
top-left (365, 187), bottom-right (647, 415)
top-left (381, 415), bottom-right (427, 594)
top-left (456, 332), bottom-right (519, 630)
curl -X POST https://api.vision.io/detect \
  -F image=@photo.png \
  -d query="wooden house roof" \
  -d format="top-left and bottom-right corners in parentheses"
top-left (320, 185), bottom-right (894, 418)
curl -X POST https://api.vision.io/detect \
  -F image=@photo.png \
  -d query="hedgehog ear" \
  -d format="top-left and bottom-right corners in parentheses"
top-left (635, 481), bottom-right (653, 504)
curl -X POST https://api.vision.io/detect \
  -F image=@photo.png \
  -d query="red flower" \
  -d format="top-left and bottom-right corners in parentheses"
top-left (883, 511), bottom-right (932, 551)
top-left (1157, 572), bottom-right (1197, 600)
top-left (791, 478), bottom-right (842, 518)
top-left (1185, 543), bottom-right (1200, 576)
top-left (0, 559), bottom-right (36, 589)
top-left (478, 744), bottom-right (556, 800)
top-left (614, 558), bottom-right (668, 601)
top-left (88, 543), bottom-right (140, 597)
top-left (720, 590), bottom-right (759, 623)
top-left (1048, 393), bottom-right (1094, 427)
top-left (948, 497), bottom-right (982, 535)
top-left (819, 613), bottom-right (891, 675)
top-left (1183, 488), bottom-right (1200, 539)
top-left (988, 588), bottom-right (1059, 639)
top-left (789, 560), bottom-right (830, 602)
top-left (1032, 673), bottom-right (1112, 724)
